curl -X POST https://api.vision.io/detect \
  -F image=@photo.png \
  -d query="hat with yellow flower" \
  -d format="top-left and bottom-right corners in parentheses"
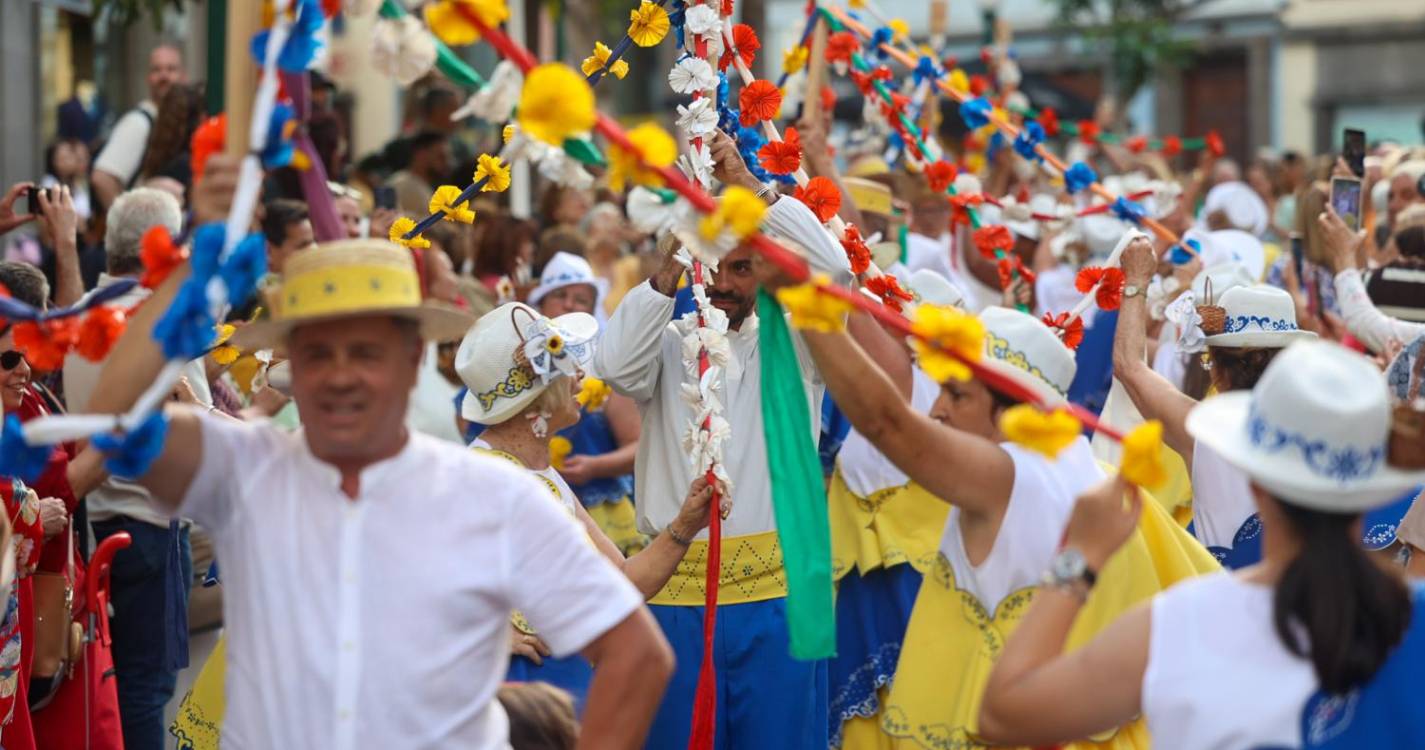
top-left (456, 302), bottom-right (598, 425)
top-left (232, 239), bottom-right (473, 351)
top-left (977, 306), bottom-right (1077, 406)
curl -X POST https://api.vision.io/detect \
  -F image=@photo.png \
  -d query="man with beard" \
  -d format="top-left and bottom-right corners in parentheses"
top-left (593, 132), bottom-right (850, 749)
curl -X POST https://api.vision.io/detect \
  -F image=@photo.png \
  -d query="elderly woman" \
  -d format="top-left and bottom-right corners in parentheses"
top-left (456, 301), bottom-right (716, 710)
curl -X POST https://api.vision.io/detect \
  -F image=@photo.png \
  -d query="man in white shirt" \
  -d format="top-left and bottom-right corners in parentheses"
top-left (592, 133), bottom-right (849, 750)
top-left (92, 44), bottom-right (186, 210)
top-left (84, 204), bottom-right (671, 746)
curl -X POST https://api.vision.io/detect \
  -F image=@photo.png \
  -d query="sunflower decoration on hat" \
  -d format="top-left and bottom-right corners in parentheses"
top-left (521, 309), bottom-right (596, 386)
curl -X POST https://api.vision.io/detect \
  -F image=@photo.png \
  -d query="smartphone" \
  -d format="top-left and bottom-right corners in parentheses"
top-left (373, 186), bottom-right (397, 211)
top-left (25, 186), bottom-right (43, 215)
top-left (1330, 177), bottom-right (1362, 232)
top-left (1289, 233), bottom-right (1304, 282)
top-left (1343, 128), bottom-right (1366, 178)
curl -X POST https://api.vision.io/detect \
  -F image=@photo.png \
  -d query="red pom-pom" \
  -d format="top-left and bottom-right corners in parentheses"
top-left (949, 193), bottom-right (983, 226)
top-left (865, 274), bottom-right (914, 312)
top-left (1078, 120), bottom-right (1101, 144)
top-left (925, 161), bottom-right (957, 194)
top-left (1042, 312), bottom-right (1085, 350)
top-left (758, 128), bottom-right (801, 176)
top-left (719, 24), bottom-right (760, 71)
top-left (969, 75), bottom-right (990, 96)
top-left (1161, 135), bottom-right (1182, 158)
top-left (826, 32), bottom-right (861, 64)
top-left (1125, 136), bottom-right (1148, 154)
top-left (1038, 108), bottom-right (1060, 137)
top-left (841, 224), bottom-right (871, 275)
top-left (140, 225), bottom-right (189, 289)
top-left (76, 306), bottom-right (128, 362)
top-left (1075, 266), bottom-right (1105, 293)
top-left (13, 318), bottom-right (79, 371)
top-left (972, 224), bottom-right (1013, 261)
top-left (190, 114), bottom-right (227, 182)
top-left (738, 79), bottom-right (783, 127)
top-left (997, 256), bottom-right (1036, 289)
top-left (1205, 130), bottom-right (1226, 159)
top-left (1077, 266), bottom-right (1126, 309)
top-left (820, 85), bottom-right (837, 114)
top-left (794, 176), bottom-right (842, 223)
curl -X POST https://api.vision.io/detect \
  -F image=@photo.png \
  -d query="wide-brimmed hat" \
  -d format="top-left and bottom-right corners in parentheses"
top-left (456, 302), bottom-right (598, 425)
top-left (1201, 228), bottom-right (1265, 281)
top-left (527, 252), bottom-right (608, 311)
top-left (906, 268), bottom-right (967, 312)
top-left (843, 177), bottom-right (895, 218)
top-left (1187, 340), bottom-right (1425, 511)
top-left (1202, 285), bottom-right (1316, 349)
top-left (1201, 181), bottom-right (1269, 239)
top-left (232, 239), bottom-right (473, 351)
top-left (978, 307), bottom-right (1076, 405)
top-left (1191, 262), bottom-right (1256, 300)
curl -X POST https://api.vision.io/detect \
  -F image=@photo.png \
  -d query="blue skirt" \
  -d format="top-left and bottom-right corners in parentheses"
top-left (506, 654), bottom-right (594, 715)
top-left (828, 564), bottom-right (923, 748)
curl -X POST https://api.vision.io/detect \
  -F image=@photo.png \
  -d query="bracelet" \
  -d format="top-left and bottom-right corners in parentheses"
top-left (665, 523), bottom-right (695, 546)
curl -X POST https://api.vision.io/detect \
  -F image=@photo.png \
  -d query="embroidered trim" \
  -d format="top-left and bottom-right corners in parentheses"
top-left (828, 641), bottom-right (901, 749)
top-left (475, 365), bottom-right (536, 411)
top-left (1247, 404), bottom-right (1386, 482)
top-left (1221, 314), bottom-right (1299, 335)
top-left (985, 331), bottom-right (1065, 396)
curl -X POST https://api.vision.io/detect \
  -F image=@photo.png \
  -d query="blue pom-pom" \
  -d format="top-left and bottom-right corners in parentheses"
top-left (913, 56), bottom-right (940, 86)
top-left (260, 103), bottom-right (297, 170)
top-left (189, 223), bottom-right (225, 283)
top-left (220, 233), bottom-right (269, 308)
top-left (1170, 238), bottom-right (1201, 265)
top-left (1112, 196), bottom-right (1147, 225)
top-left (960, 97), bottom-right (993, 131)
top-left (871, 27), bottom-right (894, 59)
top-left (0, 415), bottom-right (52, 483)
top-left (93, 411), bottom-right (169, 480)
top-left (887, 131), bottom-right (905, 152)
top-left (251, 0), bottom-right (324, 72)
top-left (1064, 161), bottom-right (1098, 195)
top-left (988, 132), bottom-right (1006, 160)
top-left (1014, 121), bottom-right (1045, 161)
top-left (153, 282), bottom-right (217, 361)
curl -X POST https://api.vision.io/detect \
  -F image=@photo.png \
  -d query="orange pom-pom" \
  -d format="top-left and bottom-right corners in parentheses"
top-left (826, 31), bottom-right (860, 64)
top-left (190, 114), bottom-right (227, 182)
top-left (950, 193), bottom-right (982, 226)
top-left (719, 23), bottom-right (760, 70)
top-left (76, 306), bottom-right (128, 362)
top-left (794, 176), bottom-right (841, 223)
top-left (972, 225), bottom-right (1012, 261)
top-left (13, 318), bottom-right (78, 371)
top-left (1042, 312), bottom-right (1084, 351)
top-left (925, 161), bottom-right (957, 194)
top-left (758, 128), bottom-right (801, 175)
top-left (1075, 266), bottom-right (1126, 309)
top-left (865, 274), bottom-right (914, 312)
top-left (738, 80), bottom-right (783, 127)
top-left (140, 225), bottom-right (189, 289)
top-left (840, 224), bottom-right (871, 275)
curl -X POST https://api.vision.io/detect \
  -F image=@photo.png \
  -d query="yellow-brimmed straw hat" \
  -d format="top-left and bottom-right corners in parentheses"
top-left (232, 239), bottom-right (474, 350)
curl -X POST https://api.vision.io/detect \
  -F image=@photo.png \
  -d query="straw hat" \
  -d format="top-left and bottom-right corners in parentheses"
top-left (1203, 286), bottom-right (1316, 349)
top-left (843, 177), bottom-right (895, 218)
top-left (527, 252), bottom-right (608, 311)
top-left (233, 239), bottom-right (473, 350)
top-left (456, 302), bottom-right (598, 425)
top-left (1187, 341), bottom-right (1425, 511)
top-left (978, 307), bottom-right (1077, 405)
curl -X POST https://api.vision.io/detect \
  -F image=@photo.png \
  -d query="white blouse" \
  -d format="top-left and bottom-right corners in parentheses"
top-left (836, 367), bottom-right (939, 498)
top-left (1189, 440), bottom-right (1259, 553)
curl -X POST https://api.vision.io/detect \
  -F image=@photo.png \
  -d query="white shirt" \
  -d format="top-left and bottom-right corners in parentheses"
top-left (904, 231), bottom-right (954, 282)
top-left (1143, 572), bottom-right (1315, 750)
top-left (180, 414), bottom-right (642, 750)
top-left (837, 367), bottom-right (938, 498)
top-left (66, 273), bottom-right (211, 527)
top-left (406, 342), bottom-right (463, 443)
top-left (1189, 440), bottom-right (1258, 552)
top-left (93, 101), bottom-right (158, 186)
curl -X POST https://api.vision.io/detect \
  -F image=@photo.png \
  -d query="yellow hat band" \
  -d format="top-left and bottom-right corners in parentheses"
top-left (280, 263), bottom-right (422, 321)
top-left (846, 183), bottom-right (894, 217)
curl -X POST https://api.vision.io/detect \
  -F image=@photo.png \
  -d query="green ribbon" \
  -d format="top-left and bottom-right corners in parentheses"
top-left (379, 0), bottom-right (486, 89)
top-left (756, 289), bottom-right (835, 660)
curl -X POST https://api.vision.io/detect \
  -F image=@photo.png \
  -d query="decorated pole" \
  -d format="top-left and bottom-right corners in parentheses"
top-left (223, 0), bottom-right (262, 157)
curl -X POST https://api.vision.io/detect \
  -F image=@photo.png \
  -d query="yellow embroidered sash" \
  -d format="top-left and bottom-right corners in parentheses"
top-left (648, 530), bottom-right (789, 606)
top-left (828, 469), bottom-right (951, 581)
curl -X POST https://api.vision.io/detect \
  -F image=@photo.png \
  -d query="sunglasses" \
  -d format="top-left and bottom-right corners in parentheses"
top-left (1, 351), bottom-right (24, 370)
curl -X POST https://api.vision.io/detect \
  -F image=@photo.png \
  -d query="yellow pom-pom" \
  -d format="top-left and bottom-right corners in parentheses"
top-left (502, 124), bottom-right (516, 143)
top-left (549, 436), bottom-right (573, 470)
top-left (627, 1), bottom-right (671, 48)
top-left (1000, 404), bottom-right (1082, 459)
top-left (290, 150), bottom-right (311, 171)
top-left (607, 122), bottom-right (676, 192)
top-left (1121, 420), bottom-right (1168, 488)
top-left (777, 277), bottom-right (853, 334)
top-left (519, 63), bottom-right (596, 146)
top-left (699, 185), bottom-right (766, 240)
top-left (888, 19), bottom-right (910, 43)
top-left (429, 185), bottom-right (475, 223)
top-left (582, 41), bottom-right (629, 81)
top-left (783, 45), bottom-right (809, 75)
top-left (947, 68), bottom-right (970, 93)
top-left (576, 377), bottom-right (613, 411)
top-left (389, 217), bottom-right (431, 249)
top-left (211, 345), bottom-right (240, 366)
top-left (848, 0), bottom-right (865, 7)
top-left (911, 304), bottom-right (985, 383)
top-left (474, 154), bottom-right (512, 193)
top-left (424, 0), bottom-right (510, 47)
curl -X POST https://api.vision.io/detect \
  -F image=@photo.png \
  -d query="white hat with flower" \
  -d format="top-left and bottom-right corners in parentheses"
top-left (456, 302), bottom-right (598, 425)
top-left (977, 307), bottom-right (1077, 406)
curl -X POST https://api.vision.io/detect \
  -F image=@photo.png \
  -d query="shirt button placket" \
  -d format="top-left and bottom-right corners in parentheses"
top-left (333, 501), bottom-right (364, 750)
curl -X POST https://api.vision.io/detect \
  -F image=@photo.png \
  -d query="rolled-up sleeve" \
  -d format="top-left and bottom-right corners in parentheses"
top-left (762, 196), bottom-right (852, 283)
top-left (593, 281), bottom-right (676, 403)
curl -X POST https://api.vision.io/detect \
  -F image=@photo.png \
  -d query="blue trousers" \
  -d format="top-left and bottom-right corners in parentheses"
top-left (647, 598), bottom-right (828, 750)
top-left (507, 653), bottom-right (594, 714)
top-left (92, 518), bottom-right (192, 750)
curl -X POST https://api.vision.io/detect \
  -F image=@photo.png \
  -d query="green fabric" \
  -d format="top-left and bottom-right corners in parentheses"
top-left (562, 138), bottom-right (607, 167)
top-left (756, 290), bottom-right (835, 659)
top-left (379, 0), bottom-right (486, 89)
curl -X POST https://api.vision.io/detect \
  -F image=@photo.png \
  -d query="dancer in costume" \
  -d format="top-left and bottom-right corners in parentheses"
top-left (593, 137), bottom-right (852, 750)
top-left (455, 301), bottom-right (718, 710)
top-left (785, 292), bottom-right (1217, 749)
top-left (1113, 236), bottom-right (1313, 567)
top-left (980, 341), bottom-right (1425, 749)
top-left (529, 252), bottom-right (648, 554)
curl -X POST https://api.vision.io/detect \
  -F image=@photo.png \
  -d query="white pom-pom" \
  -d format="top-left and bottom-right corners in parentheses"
top-left (370, 17), bottom-right (436, 87)
top-left (953, 174), bottom-right (983, 196)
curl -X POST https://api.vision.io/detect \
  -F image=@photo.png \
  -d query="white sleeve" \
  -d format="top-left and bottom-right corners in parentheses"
top-left (593, 281), bottom-right (675, 403)
top-left (1333, 269), bottom-right (1425, 354)
top-left (762, 196), bottom-right (853, 283)
top-left (501, 476), bottom-right (643, 656)
top-left (177, 411), bottom-right (283, 532)
top-left (93, 110), bottom-right (151, 184)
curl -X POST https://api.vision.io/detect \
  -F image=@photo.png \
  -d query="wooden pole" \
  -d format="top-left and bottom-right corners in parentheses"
top-left (224, 0), bottom-right (261, 157)
top-left (803, 16), bottom-right (829, 122)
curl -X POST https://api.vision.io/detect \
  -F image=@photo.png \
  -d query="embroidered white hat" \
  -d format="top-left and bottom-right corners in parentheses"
top-left (907, 268), bottom-right (967, 311)
top-left (978, 307), bottom-right (1077, 405)
top-left (1200, 181), bottom-right (1269, 238)
top-left (527, 252), bottom-right (608, 311)
top-left (1187, 340), bottom-right (1425, 511)
top-left (1203, 285), bottom-right (1316, 349)
top-left (1190, 262), bottom-right (1256, 301)
top-left (456, 302), bottom-right (598, 425)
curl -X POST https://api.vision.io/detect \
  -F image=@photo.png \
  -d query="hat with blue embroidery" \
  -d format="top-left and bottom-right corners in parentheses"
top-left (1202, 285), bottom-right (1316, 349)
top-left (456, 302), bottom-right (598, 425)
top-left (977, 307), bottom-right (1077, 406)
top-left (1187, 340), bottom-right (1425, 511)
top-left (527, 252), bottom-right (608, 312)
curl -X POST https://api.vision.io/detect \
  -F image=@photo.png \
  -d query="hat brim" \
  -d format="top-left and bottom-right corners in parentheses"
top-left (1203, 329), bottom-right (1317, 349)
top-left (978, 357), bottom-right (1068, 407)
top-left (231, 302), bottom-right (475, 353)
top-left (1186, 392), bottom-right (1425, 512)
top-left (527, 277), bottom-right (610, 311)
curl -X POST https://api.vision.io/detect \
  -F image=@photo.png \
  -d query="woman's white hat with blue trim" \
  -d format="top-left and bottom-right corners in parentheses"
top-left (977, 307), bottom-right (1076, 406)
top-left (527, 252), bottom-right (609, 311)
top-left (456, 302), bottom-right (598, 425)
top-left (1203, 285), bottom-right (1316, 349)
top-left (1187, 340), bottom-right (1425, 511)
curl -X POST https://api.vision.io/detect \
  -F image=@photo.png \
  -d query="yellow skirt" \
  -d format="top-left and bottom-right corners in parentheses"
top-left (585, 495), bottom-right (648, 556)
top-left (170, 637), bottom-right (226, 750)
top-left (877, 490), bottom-right (1220, 749)
top-left (828, 470), bottom-right (951, 581)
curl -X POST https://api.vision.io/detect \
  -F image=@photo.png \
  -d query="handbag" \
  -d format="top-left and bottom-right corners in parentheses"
top-left (30, 516), bottom-right (81, 685)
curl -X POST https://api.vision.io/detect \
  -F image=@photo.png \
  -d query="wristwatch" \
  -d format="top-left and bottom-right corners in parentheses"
top-left (1044, 548), bottom-right (1097, 601)
top-left (1123, 283), bottom-right (1146, 300)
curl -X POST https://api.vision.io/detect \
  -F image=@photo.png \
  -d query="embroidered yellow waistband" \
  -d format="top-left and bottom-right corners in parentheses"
top-left (649, 530), bottom-right (788, 606)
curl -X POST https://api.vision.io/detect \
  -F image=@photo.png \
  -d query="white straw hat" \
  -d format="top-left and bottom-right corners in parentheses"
top-left (1201, 181), bottom-right (1269, 238)
top-left (907, 268), bottom-right (967, 311)
top-left (1190, 262), bottom-right (1256, 300)
top-left (527, 252), bottom-right (608, 311)
top-left (456, 302), bottom-right (598, 425)
top-left (978, 307), bottom-right (1077, 405)
top-left (1187, 340), bottom-right (1425, 511)
top-left (1203, 228), bottom-right (1266, 281)
top-left (1203, 285), bottom-right (1316, 349)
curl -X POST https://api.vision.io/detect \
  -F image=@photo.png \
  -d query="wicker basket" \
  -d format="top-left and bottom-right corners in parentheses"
top-left (1390, 405), bottom-right (1425, 469)
top-left (1196, 277), bottom-right (1226, 335)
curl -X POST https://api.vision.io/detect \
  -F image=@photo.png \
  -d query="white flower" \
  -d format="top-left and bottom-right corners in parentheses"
top-left (627, 187), bottom-right (680, 234)
top-left (1165, 291), bottom-right (1207, 354)
top-left (677, 142), bottom-right (714, 187)
top-left (668, 57), bottom-right (717, 95)
top-left (676, 97), bottom-right (719, 137)
top-left (953, 174), bottom-right (983, 197)
top-left (538, 151), bottom-right (594, 190)
top-left (684, 5), bottom-right (720, 36)
top-left (1004, 90), bottom-right (1030, 114)
top-left (454, 61), bottom-right (523, 123)
top-left (370, 17), bottom-right (436, 87)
